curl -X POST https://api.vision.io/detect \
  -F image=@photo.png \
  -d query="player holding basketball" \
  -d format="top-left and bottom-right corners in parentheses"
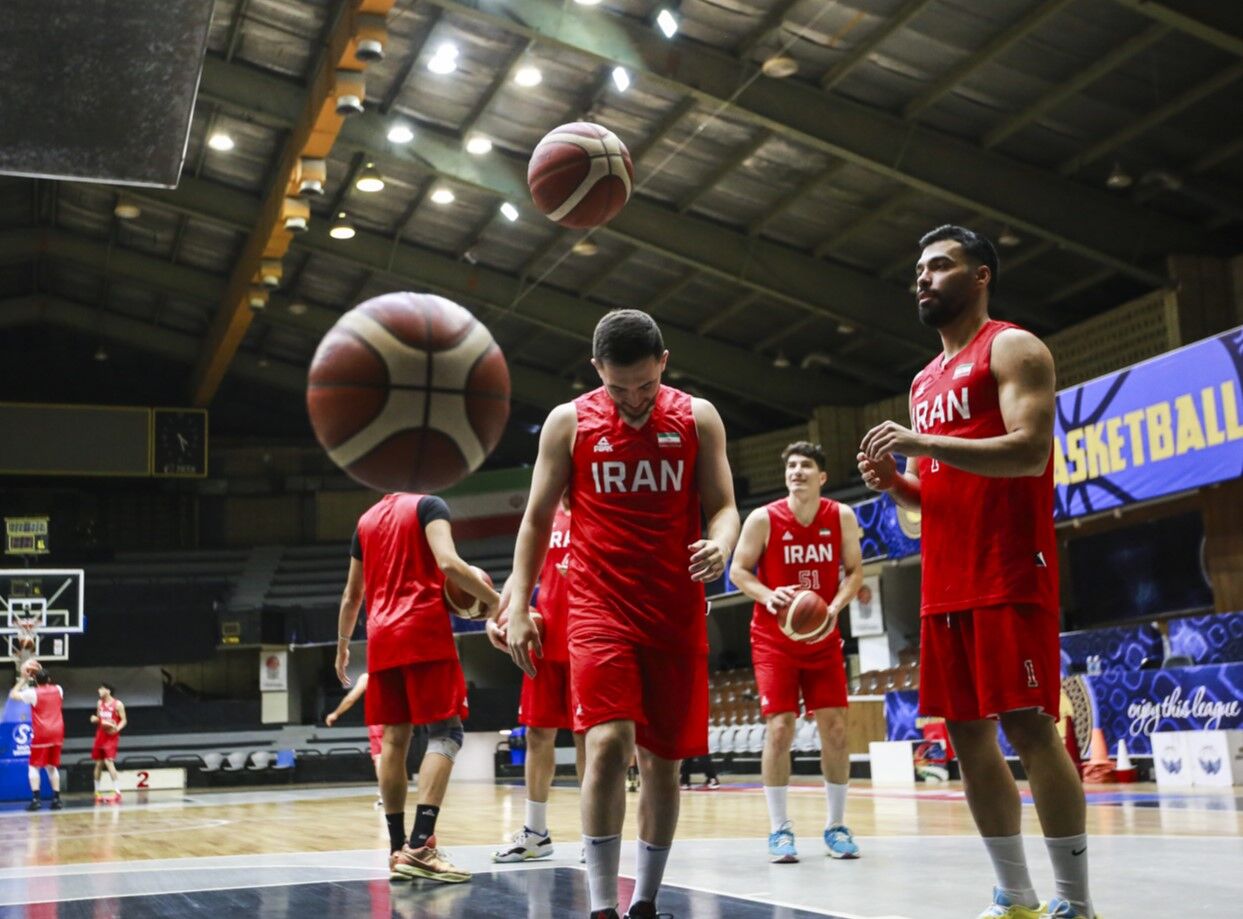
top-left (859, 226), bottom-right (1097, 919)
top-left (502, 309), bottom-right (740, 919)
top-left (91, 682), bottom-right (127, 804)
top-left (730, 441), bottom-right (863, 863)
top-left (336, 492), bottom-right (500, 884)
top-left (10, 668), bottom-right (64, 811)
top-left (325, 673), bottom-right (386, 808)
top-left (486, 497), bottom-right (587, 863)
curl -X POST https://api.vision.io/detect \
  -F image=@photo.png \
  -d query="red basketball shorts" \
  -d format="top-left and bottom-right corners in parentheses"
top-left (365, 658), bottom-right (469, 727)
top-left (919, 603), bottom-right (1061, 722)
top-left (29, 744), bottom-right (62, 769)
top-left (519, 659), bottom-right (574, 730)
top-left (570, 633), bottom-right (708, 761)
top-left (367, 724), bottom-right (385, 758)
top-left (753, 641), bottom-right (849, 718)
top-left (91, 732), bottom-right (120, 762)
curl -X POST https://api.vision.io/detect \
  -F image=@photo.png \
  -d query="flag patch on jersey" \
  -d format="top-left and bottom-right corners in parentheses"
top-left (952, 362), bottom-right (973, 379)
top-left (657, 431), bottom-right (681, 447)
top-left (819, 528), bottom-right (831, 536)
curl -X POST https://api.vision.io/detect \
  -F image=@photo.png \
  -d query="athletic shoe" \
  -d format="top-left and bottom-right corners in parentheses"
top-left (25, 800), bottom-right (40, 812)
top-left (589, 910), bottom-right (619, 919)
top-left (389, 837), bottom-right (471, 883)
top-left (703, 777), bottom-right (720, 789)
top-left (823, 824), bottom-right (859, 859)
top-left (94, 793), bottom-right (104, 806)
top-left (768, 820), bottom-right (798, 863)
top-left (50, 798), bottom-right (63, 811)
top-left (680, 778), bottom-right (691, 790)
top-left (625, 901), bottom-right (672, 918)
top-left (977, 888), bottom-right (1044, 919)
top-left (109, 793), bottom-right (122, 805)
top-left (579, 846), bottom-right (586, 864)
top-left (492, 826), bottom-right (553, 862)
top-left (1043, 900), bottom-right (1099, 918)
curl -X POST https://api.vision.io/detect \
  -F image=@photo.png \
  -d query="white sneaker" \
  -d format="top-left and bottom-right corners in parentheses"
top-left (492, 826), bottom-right (553, 863)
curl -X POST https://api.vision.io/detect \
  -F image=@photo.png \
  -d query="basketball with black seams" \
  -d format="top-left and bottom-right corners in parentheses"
top-left (527, 122), bottom-right (634, 228)
top-left (306, 292), bottom-right (510, 493)
top-left (444, 567), bottom-right (495, 620)
top-left (777, 590), bottom-right (835, 643)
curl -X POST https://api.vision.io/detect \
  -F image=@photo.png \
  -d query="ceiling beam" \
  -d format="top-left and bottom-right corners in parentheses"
top-left (188, 0), bottom-right (396, 408)
top-left (748, 160), bottom-right (848, 237)
top-left (1107, 0), bottom-right (1243, 59)
top-left (818, 0), bottom-right (935, 92)
top-left (419, 0), bottom-right (1216, 284)
top-left (734, 0), bottom-right (803, 57)
top-left (677, 129), bottom-right (770, 213)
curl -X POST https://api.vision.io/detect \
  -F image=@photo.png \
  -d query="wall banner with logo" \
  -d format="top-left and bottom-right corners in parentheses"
top-left (259, 649), bottom-right (288, 692)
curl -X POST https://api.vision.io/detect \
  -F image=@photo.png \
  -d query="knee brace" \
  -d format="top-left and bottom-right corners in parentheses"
top-left (426, 717), bottom-right (464, 762)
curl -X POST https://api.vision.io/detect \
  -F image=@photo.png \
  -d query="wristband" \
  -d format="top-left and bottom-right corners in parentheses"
top-left (338, 634), bottom-right (352, 642)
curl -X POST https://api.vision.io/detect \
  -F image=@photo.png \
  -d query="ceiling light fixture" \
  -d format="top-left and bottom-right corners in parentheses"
top-left (113, 198), bottom-right (141, 220)
top-left (465, 135), bottom-right (493, 155)
top-left (500, 202), bottom-right (519, 222)
top-left (207, 130), bottom-right (235, 151)
top-left (761, 55), bottom-right (799, 79)
top-left (93, 346), bottom-right (108, 362)
top-left (431, 188), bottom-right (456, 205)
top-left (329, 211), bottom-right (356, 240)
top-left (288, 302), bottom-right (308, 316)
top-left (611, 66), bottom-right (631, 92)
top-left (427, 42), bottom-right (458, 74)
top-left (571, 238), bottom-right (599, 256)
top-left (387, 123), bottom-right (414, 144)
top-left (573, 0), bottom-right (603, 6)
top-left (514, 65), bottom-right (542, 87)
top-left (772, 352), bottom-right (791, 369)
top-left (1105, 161), bottom-right (1133, 190)
top-left (656, 9), bottom-right (678, 39)
top-left (355, 162), bottom-right (385, 192)
top-left (997, 226), bottom-right (1021, 247)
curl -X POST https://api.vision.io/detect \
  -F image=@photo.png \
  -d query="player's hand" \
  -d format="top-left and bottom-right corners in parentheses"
top-left (90, 715), bottom-right (99, 724)
top-left (335, 645), bottom-right (351, 688)
top-left (325, 712), bottom-right (338, 727)
top-left (857, 451), bottom-right (899, 492)
top-left (506, 606), bottom-right (542, 679)
top-left (105, 724), bottom-right (118, 735)
top-left (485, 617), bottom-right (509, 652)
top-left (765, 585), bottom-right (799, 613)
top-left (688, 538), bottom-right (726, 583)
top-left (861, 421), bottom-right (926, 462)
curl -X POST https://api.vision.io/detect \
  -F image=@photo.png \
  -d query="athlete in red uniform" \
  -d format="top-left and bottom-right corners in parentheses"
top-left (730, 441), bottom-right (863, 863)
top-left (860, 226), bottom-right (1096, 919)
top-left (502, 309), bottom-right (739, 919)
top-left (91, 682), bottom-right (127, 804)
top-left (10, 669), bottom-right (64, 811)
top-left (335, 492), bottom-right (499, 885)
top-left (487, 500), bottom-right (587, 863)
top-left (326, 673), bottom-right (386, 808)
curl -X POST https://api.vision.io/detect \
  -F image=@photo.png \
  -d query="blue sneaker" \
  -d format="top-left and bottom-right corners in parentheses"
top-left (823, 824), bottom-right (860, 859)
top-left (1044, 900), bottom-right (1098, 918)
top-left (978, 888), bottom-right (1043, 919)
top-left (767, 821), bottom-right (798, 863)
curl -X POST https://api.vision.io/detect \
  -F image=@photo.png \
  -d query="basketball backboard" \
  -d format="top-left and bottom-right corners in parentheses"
top-left (0, 570), bottom-right (84, 635)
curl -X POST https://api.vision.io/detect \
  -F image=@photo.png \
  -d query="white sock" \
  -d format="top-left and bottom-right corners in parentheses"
top-left (764, 785), bottom-right (789, 833)
top-left (633, 838), bottom-right (671, 904)
top-left (825, 781), bottom-right (848, 828)
top-left (1045, 834), bottom-right (1093, 917)
top-left (525, 799), bottom-right (548, 836)
top-left (982, 834), bottom-right (1039, 909)
top-left (582, 833), bottom-right (620, 912)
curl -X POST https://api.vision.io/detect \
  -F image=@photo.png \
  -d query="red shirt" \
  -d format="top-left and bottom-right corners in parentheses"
top-left (910, 319), bottom-right (1058, 615)
top-left (357, 493), bottom-right (456, 671)
top-left (751, 497), bottom-right (844, 663)
top-left (95, 698), bottom-right (120, 740)
top-left (32, 685), bottom-right (64, 747)
top-left (568, 385), bottom-right (706, 652)
top-left (535, 507), bottom-right (572, 662)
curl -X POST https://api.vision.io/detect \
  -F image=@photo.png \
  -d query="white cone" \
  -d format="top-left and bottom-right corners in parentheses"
top-left (1116, 738), bottom-right (1133, 770)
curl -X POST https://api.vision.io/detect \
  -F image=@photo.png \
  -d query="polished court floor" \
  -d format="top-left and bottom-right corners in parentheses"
top-left (0, 778), bottom-right (1239, 917)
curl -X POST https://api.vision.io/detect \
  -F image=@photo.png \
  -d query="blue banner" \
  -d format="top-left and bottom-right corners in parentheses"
top-left (1054, 326), bottom-right (1243, 518)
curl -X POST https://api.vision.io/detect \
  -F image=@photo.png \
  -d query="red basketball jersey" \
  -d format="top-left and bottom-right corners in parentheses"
top-left (95, 699), bottom-right (120, 738)
top-left (569, 385), bottom-right (705, 652)
top-left (535, 507), bottom-right (572, 662)
top-left (357, 493), bottom-right (456, 671)
top-left (32, 684), bottom-right (64, 746)
top-left (751, 497), bottom-right (844, 662)
top-left (909, 319), bottom-right (1058, 615)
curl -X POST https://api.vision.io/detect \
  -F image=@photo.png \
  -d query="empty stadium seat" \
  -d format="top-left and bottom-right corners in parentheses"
top-left (202, 752), bottom-right (224, 772)
top-left (248, 751), bottom-right (273, 769)
top-left (224, 751), bottom-right (249, 770)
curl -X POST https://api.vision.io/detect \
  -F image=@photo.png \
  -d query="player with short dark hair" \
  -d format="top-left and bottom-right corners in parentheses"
top-left (731, 442), bottom-right (863, 863)
top-left (91, 682), bottom-right (127, 804)
top-left (10, 668), bottom-right (64, 811)
top-left (503, 308), bottom-right (740, 919)
top-left (336, 492), bottom-right (499, 884)
top-left (859, 227), bottom-right (1097, 919)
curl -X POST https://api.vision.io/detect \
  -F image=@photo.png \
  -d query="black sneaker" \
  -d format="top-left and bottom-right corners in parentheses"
top-left (589, 910), bottom-right (620, 919)
top-left (50, 798), bottom-right (63, 810)
top-left (703, 777), bottom-right (720, 789)
top-left (25, 800), bottom-right (40, 812)
top-left (625, 902), bottom-right (673, 919)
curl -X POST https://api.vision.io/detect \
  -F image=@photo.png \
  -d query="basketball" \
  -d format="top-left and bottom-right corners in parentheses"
top-left (444, 566), bottom-right (495, 620)
top-left (306, 292), bottom-right (511, 493)
top-left (21, 658), bottom-right (41, 678)
top-left (777, 590), bottom-right (834, 643)
top-left (527, 122), bottom-right (634, 228)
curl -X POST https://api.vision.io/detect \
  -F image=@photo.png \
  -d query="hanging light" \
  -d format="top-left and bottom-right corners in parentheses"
top-left (514, 65), bottom-right (542, 88)
top-left (93, 346), bottom-right (108, 362)
top-left (465, 135), bottom-right (493, 155)
top-left (387, 123), bottom-right (414, 144)
top-left (329, 212), bottom-right (356, 240)
top-left (611, 66), bottom-right (631, 92)
top-left (427, 42), bottom-right (458, 74)
top-left (571, 238), bottom-right (599, 256)
top-left (1105, 161), bottom-right (1133, 190)
top-left (656, 10), bottom-right (678, 39)
top-left (499, 202), bottom-right (519, 222)
top-left (113, 198), bottom-right (141, 220)
top-left (355, 162), bottom-right (385, 192)
top-left (430, 188), bottom-right (455, 205)
top-left (208, 130), bottom-right (235, 151)
top-left (573, 0), bottom-right (602, 5)
top-left (772, 352), bottom-right (791, 369)
top-left (761, 55), bottom-right (798, 79)
top-left (997, 226), bottom-right (1021, 247)
top-left (287, 302), bottom-right (308, 316)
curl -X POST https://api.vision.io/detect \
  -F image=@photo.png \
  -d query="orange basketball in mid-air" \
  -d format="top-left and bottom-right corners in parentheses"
top-left (777, 591), bottom-right (835, 643)
top-left (306, 292), bottom-right (510, 493)
top-left (444, 567), bottom-right (495, 620)
top-left (527, 122), bottom-right (634, 228)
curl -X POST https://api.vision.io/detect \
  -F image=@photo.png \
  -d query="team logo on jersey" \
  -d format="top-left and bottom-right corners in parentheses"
top-left (593, 436), bottom-right (613, 453)
top-left (952, 362), bottom-right (973, 379)
top-left (1034, 551), bottom-right (1047, 568)
top-left (781, 531), bottom-right (794, 541)
top-left (555, 559), bottom-right (569, 576)
top-left (657, 431), bottom-right (681, 447)
top-left (930, 459), bottom-right (940, 473)
top-left (576, 704), bottom-right (584, 717)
